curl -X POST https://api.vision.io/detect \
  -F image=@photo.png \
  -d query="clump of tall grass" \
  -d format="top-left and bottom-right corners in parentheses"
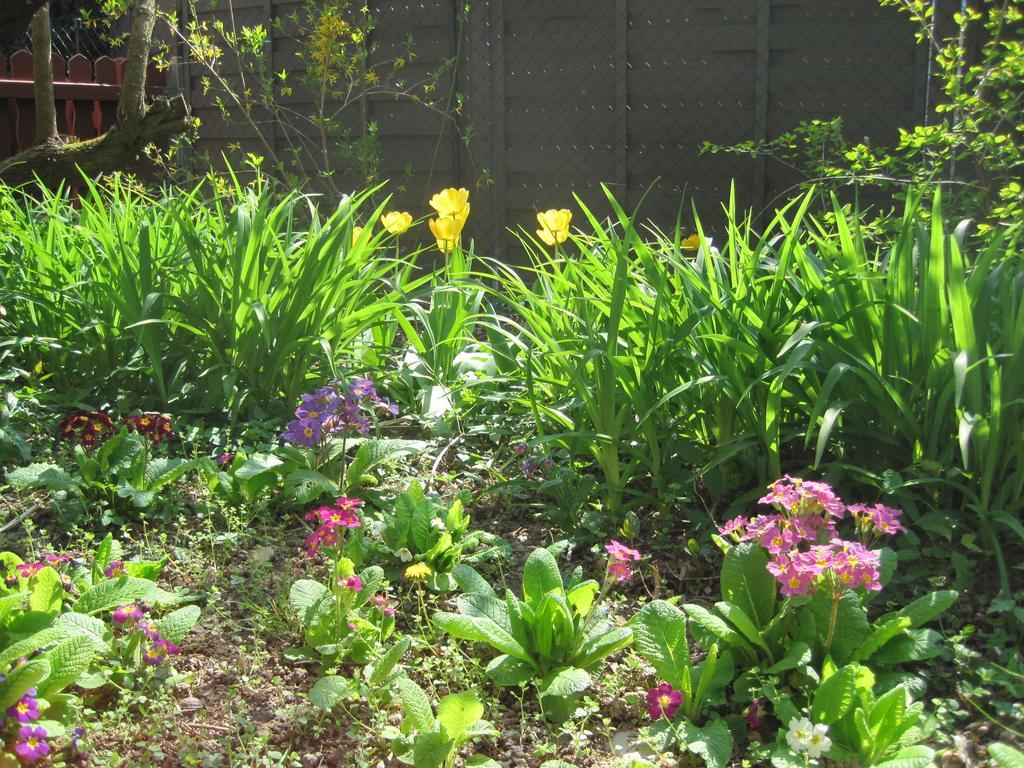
top-left (481, 186), bottom-right (1022, 592)
top-left (0, 175), bottom-right (411, 417)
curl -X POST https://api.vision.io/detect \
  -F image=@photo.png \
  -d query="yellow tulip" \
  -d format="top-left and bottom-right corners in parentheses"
top-left (352, 225), bottom-right (364, 246)
top-left (429, 187), bottom-right (470, 221)
top-left (428, 215), bottom-right (464, 254)
top-left (536, 208), bottom-right (572, 246)
top-left (381, 211), bottom-right (413, 235)
top-left (680, 234), bottom-right (702, 252)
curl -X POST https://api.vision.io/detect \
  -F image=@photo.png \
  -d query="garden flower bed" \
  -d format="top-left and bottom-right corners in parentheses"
top-left (0, 180), bottom-right (1021, 767)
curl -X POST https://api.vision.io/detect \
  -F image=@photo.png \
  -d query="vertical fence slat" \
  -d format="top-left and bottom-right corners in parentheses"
top-left (752, 0), bottom-right (771, 218)
top-left (615, 0), bottom-right (628, 197)
top-left (67, 54), bottom-right (94, 139)
top-left (10, 50), bottom-right (35, 152)
top-left (93, 56), bottom-right (118, 134)
top-left (488, 0), bottom-right (506, 260)
top-left (0, 54), bottom-right (11, 159)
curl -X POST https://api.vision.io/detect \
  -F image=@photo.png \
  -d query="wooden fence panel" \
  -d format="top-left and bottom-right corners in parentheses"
top-left (178, 0), bottom-right (934, 254)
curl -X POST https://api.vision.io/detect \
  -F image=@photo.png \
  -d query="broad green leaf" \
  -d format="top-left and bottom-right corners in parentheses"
top-left (537, 667), bottom-right (591, 699)
top-left (873, 629), bottom-right (943, 665)
top-left (679, 717), bottom-right (734, 768)
top-left (766, 641), bottom-right (811, 673)
top-left (874, 745), bottom-right (938, 768)
top-left (989, 743), bottom-right (1024, 768)
top-left (0, 659), bottom-right (50, 708)
top-left (522, 548), bottom-right (563, 607)
top-left (720, 543), bottom-right (775, 628)
top-left (575, 626), bottom-right (632, 669)
top-left (28, 567), bottom-right (64, 615)
top-left (810, 663), bottom-right (859, 724)
top-left (714, 601), bottom-right (771, 653)
top-left (566, 580), bottom-right (599, 616)
top-left (805, 590), bottom-right (870, 663)
top-left (345, 439), bottom-right (425, 491)
top-left (682, 603), bottom-right (752, 652)
top-left (308, 676), bottom-right (358, 711)
top-left (433, 612), bottom-right (530, 662)
top-left (0, 592), bottom-right (28, 623)
top-left (398, 677), bottom-right (436, 732)
top-left (485, 654), bottom-right (536, 687)
top-left (6, 463), bottom-right (77, 492)
top-left (889, 590), bottom-right (959, 628)
top-left (39, 636), bottom-right (96, 696)
top-left (452, 564), bottom-right (495, 597)
top-left (456, 593), bottom-right (512, 633)
top-left (0, 627), bottom-right (70, 666)
top-left (853, 617), bottom-right (912, 662)
top-left (367, 637), bottom-right (411, 686)
top-left (284, 469), bottom-right (339, 504)
top-left (437, 691), bottom-right (484, 741)
top-left (632, 600), bottom-right (689, 687)
top-left (288, 579), bottom-right (333, 627)
top-left (156, 605), bottom-right (201, 643)
top-left (234, 453), bottom-right (284, 479)
top-left (412, 731), bottom-right (451, 768)
top-left (92, 534), bottom-right (114, 581)
top-left (73, 577), bottom-right (163, 615)
top-left (54, 612), bottom-right (111, 653)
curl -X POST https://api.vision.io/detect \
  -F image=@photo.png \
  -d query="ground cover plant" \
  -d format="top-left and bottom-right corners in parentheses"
top-left (0, 171), bottom-right (1022, 768)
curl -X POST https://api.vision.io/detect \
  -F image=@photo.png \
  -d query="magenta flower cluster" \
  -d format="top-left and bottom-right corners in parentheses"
top-left (718, 476), bottom-right (905, 597)
top-left (111, 601), bottom-right (182, 666)
top-left (605, 540), bottom-right (642, 582)
top-left (304, 497), bottom-right (363, 557)
top-left (281, 379), bottom-right (398, 448)
top-left (0, 686), bottom-right (49, 762)
top-left (370, 593), bottom-right (397, 617)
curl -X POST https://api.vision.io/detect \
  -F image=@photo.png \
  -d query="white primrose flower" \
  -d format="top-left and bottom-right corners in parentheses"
top-left (366, 519), bottom-right (387, 538)
top-left (429, 517), bottom-right (446, 530)
top-left (786, 717), bottom-right (831, 759)
top-left (786, 717), bottom-right (812, 753)
top-left (805, 723), bottom-right (832, 758)
top-left (396, 547), bottom-right (414, 562)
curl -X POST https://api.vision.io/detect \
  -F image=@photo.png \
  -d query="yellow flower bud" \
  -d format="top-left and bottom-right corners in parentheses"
top-left (352, 225), bottom-right (364, 246)
top-left (381, 211), bottom-right (413, 235)
top-left (428, 216), bottom-right (464, 254)
top-left (429, 188), bottom-right (470, 221)
top-left (536, 208), bottom-right (572, 246)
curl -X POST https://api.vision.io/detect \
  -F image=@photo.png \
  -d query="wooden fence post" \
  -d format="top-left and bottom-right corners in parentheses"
top-left (488, 0), bottom-right (506, 260)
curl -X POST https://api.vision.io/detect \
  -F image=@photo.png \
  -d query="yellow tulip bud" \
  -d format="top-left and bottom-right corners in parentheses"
top-left (381, 211), bottom-right (413, 235)
top-left (352, 225), bottom-right (364, 246)
top-left (429, 188), bottom-right (470, 220)
top-left (536, 208), bottom-right (572, 246)
top-left (680, 234), bottom-right (702, 252)
top-left (428, 216), bottom-right (464, 254)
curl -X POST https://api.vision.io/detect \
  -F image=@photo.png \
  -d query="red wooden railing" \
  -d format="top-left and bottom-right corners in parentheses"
top-left (0, 50), bottom-right (166, 161)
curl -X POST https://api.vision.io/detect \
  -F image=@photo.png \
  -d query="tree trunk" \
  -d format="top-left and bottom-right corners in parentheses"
top-left (31, 3), bottom-right (58, 146)
top-left (0, 0), bottom-right (189, 187)
top-left (118, 0), bottom-right (157, 123)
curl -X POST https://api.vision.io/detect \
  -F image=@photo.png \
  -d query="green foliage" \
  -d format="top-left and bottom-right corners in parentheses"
top-left (484, 185), bottom-right (1023, 576)
top-left (389, 681), bottom-right (499, 768)
top-left (433, 546), bottom-right (632, 718)
top-left (357, 480), bottom-right (507, 589)
top-left (0, 177), bottom-right (410, 417)
top-left (0, 535), bottom-right (199, 752)
top-left (6, 426), bottom-right (202, 524)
